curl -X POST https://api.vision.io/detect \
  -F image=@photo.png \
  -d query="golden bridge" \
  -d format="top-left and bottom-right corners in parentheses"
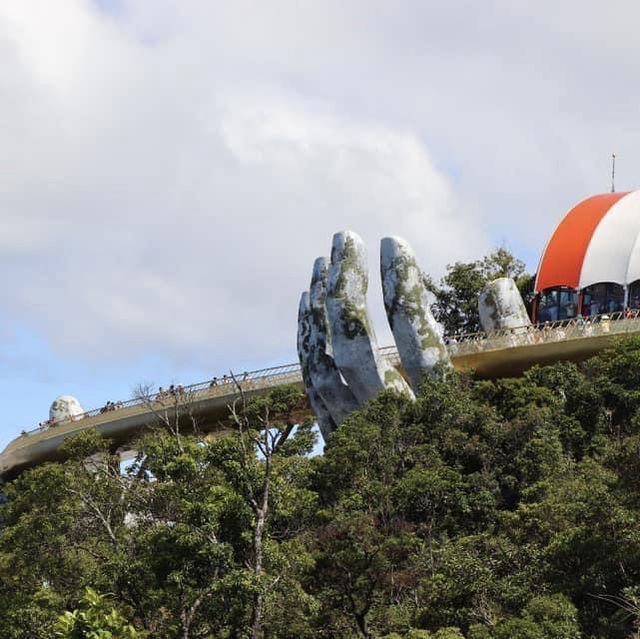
top-left (3, 311), bottom-right (640, 480)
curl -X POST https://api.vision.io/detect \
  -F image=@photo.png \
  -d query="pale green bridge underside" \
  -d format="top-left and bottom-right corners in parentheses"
top-left (3, 315), bottom-right (639, 480)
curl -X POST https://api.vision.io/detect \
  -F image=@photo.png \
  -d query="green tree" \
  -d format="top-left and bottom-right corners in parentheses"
top-left (8, 339), bottom-right (640, 637)
top-left (54, 587), bottom-right (146, 638)
top-left (480, 594), bottom-right (580, 639)
top-left (206, 384), bottom-right (318, 638)
top-left (0, 385), bottom-right (317, 639)
top-left (311, 374), bottom-right (503, 636)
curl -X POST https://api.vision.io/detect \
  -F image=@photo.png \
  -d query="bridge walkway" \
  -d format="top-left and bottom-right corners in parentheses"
top-left (3, 311), bottom-right (640, 479)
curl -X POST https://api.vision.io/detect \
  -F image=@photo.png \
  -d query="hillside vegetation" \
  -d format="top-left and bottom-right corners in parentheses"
top-left (4, 339), bottom-right (640, 637)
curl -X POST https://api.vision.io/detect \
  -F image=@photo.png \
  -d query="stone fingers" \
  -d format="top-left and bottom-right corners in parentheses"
top-left (298, 232), bottom-right (533, 439)
top-left (297, 292), bottom-right (337, 440)
top-left (478, 277), bottom-right (531, 332)
top-left (326, 231), bottom-right (414, 403)
top-left (380, 236), bottom-right (450, 390)
top-left (307, 257), bottom-right (360, 423)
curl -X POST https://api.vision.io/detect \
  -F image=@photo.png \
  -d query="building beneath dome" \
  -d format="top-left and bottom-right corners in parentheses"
top-left (49, 396), bottom-right (85, 425)
top-left (533, 191), bottom-right (640, 323)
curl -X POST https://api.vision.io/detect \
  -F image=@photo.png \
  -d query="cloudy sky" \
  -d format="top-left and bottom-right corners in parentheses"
top-left (1, 0), bottom-right (638, 446)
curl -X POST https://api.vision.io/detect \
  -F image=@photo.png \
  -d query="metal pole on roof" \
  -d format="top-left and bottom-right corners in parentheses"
top-left (611, 153), bottom-right (616, 192)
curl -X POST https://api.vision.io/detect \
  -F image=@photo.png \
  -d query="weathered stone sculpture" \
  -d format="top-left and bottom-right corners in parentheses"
top-left (297, 292), bottom-right (337, 440)
top-left (478, 277), bottom-right (532, 332)
top-left (308, 257), bottom-right (360, 423)
top-left (326, 231), bottom-right (413, 403)
top-left (381, 236), bottom-right (450, 391)
top-left (298, 231), bottom-right (443, 438)
top-left (298, 233), bottom-right (530, 441)
top-left (49, 395), bottom-right (84, 425)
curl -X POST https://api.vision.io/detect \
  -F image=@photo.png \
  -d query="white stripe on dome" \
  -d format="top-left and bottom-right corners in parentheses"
top-left (578, 191), bottom-right (640, 289)
top-left (625, 217), bottom-right (640, 286)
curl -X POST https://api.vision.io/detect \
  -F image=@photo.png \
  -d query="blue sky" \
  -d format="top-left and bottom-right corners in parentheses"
top-left (2, 0), bottom-right (640, 449)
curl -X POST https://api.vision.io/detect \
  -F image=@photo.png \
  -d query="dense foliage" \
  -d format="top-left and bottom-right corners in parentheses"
top-left (54, 588), bottom-right (147, 638)
top-left (5, 339), bottom-right (640, 636)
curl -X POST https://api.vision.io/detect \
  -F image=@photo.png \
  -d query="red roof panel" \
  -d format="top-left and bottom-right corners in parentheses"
top-left (534, 192), bottom-right (629, 292)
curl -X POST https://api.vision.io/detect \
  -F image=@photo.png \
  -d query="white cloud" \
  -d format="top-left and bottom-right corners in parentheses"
top-left (3, 0), bottom-right (639, 368)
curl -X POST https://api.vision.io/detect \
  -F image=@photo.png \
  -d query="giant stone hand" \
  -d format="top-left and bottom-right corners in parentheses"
top-left (298, 231), bottom-right (533, 438)
top-left (297, 231), bottom-right (451, 439)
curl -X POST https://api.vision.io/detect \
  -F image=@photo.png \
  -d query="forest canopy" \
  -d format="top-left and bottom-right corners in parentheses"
top-left (4, 337), bottom-right (640, 637)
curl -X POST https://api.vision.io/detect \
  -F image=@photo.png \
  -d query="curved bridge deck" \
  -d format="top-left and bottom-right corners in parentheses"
top-left (3, 312), bottom-right (640, 479)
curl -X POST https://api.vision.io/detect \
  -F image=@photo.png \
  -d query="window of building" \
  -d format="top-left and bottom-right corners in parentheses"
top-left (629, 280), bottom-right (640, 309)
top-left (582, 282), bottom-right (624, 316)
top-left (537, 287), bottom-right (578, 323)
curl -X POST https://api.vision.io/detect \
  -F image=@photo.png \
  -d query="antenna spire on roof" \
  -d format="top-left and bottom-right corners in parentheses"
top-left (611, 153), bottom-right (616, 192)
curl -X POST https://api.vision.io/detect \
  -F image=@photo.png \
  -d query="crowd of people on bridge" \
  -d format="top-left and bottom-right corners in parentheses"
top-left (208, 372), bottom-right (249, 388)
top-left (26, 369), bottom-right (253, 438)
top-left (100, 400), bottom-right (122, 413)
top-left (156, 384), bottom-right (185, 399)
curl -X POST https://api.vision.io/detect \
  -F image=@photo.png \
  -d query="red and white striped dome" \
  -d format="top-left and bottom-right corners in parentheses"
top-left (535, 191), bottom-right (640, 293)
